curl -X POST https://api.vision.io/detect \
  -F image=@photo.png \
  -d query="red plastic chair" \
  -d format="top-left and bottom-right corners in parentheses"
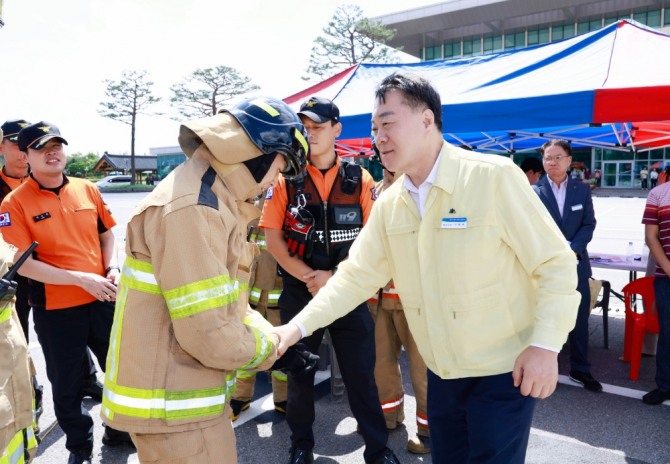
top-left (621, 276), bottom-right (660, 381)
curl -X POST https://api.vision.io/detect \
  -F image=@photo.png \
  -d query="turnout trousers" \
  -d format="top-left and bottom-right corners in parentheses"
top-left (368, 301), bottom-right (429, 437)
top-left (132, 414), bottom-right (235, 464)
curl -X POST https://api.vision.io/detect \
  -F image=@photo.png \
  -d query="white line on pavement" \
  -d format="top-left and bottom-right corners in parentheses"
top-left (558, 374), bottom-right (669, 405)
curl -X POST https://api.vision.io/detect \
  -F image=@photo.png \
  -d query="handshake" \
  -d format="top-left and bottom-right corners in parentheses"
top-left (270, 342), bottom-right (319, 378)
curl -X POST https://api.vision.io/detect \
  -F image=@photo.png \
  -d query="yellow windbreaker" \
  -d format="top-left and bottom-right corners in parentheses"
top-left (295, 142), bottom-right (580, 379)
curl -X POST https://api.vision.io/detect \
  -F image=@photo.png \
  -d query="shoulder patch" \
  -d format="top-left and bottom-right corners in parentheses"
top-left (0, 212), bottom-right (11, 227)
top-left (371, 185), bottom-right (378, 201)
top-left (265, 186), bottom-right (274, 200)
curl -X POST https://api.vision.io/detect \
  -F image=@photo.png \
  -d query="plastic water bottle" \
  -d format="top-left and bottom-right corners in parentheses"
top-left (626, 241), bottom-right (634, 263)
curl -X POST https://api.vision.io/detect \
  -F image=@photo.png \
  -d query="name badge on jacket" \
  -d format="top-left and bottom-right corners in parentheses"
top-left (441, 217), bottom-right (467, 229)
top-left (571, 204), bottom-right (583, 212)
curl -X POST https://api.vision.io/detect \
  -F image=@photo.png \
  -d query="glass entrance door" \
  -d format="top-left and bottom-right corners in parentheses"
top-left (603, 161), bottom-right (633, 187)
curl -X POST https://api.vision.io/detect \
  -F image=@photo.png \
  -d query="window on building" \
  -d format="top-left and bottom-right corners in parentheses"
top-left (578, 19), bottom-right (603, 34)
top-left (552, 23), bottom-right (575, 41)
top-left (483, 35), bottom-right (503, 54)
top-left (504, 31), bottom-right (525, 49)
top-left (424, 45), bottom-right (442, 61)
top-left (463, 37), bottom-right (482, 56)
top-left (446, 41), bottom-right (463, 58)
top-left (423, 31), bottom-right (442, 61)
top-left (604, 15), bottom-right (619, 26)
top-left (515, 31), bottom-right (525, 48)
top-left (634, 9), bottom-right (661, 28)
top-left (538, 27), bottom-right (550, 44)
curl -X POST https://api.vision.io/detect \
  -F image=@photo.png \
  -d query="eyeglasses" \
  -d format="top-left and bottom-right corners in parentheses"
top-left (543, 155), bottom-right (569, 163)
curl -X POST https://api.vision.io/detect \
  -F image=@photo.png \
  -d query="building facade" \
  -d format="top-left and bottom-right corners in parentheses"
top-left (149, 146), bottom-right (186, 181)
top-left (376, 0), bottom-right (670, 188)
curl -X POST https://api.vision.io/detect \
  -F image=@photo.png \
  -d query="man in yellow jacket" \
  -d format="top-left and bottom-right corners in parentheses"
top-left (273, 73), bottom-right (580, 464)
top-left (101, 97), bottom-right (308, 463)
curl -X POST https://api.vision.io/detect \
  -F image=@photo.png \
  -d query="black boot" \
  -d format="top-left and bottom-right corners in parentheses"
top-left (67, 450), bottom-right (92, 464)
top-left (368, 447), bottom-right (401, 464)
top-left (32, 375), bottom-right (43, 427)
top-left (102, 425), bottom-right (136, 449)
top-left (82, 374), bottom-right (104, 402)
top-left (286, 446), bottom-right (314, 464)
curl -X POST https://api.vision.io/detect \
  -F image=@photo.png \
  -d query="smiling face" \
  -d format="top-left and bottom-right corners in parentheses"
top-left (371, 89), bottom-right (436, 181)
top-left (27, 139), bottom-right (67, 187)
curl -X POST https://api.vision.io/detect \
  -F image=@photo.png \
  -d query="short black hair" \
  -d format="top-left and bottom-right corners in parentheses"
top-left (541, 139), bottom-right (572, 157)
top-left (520, 157), bottom-right (543, 174)
top-left (374, 73), bottom-right (443, 132)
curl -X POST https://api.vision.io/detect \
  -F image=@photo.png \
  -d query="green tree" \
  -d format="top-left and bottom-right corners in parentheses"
top-left (304, 4), bottom-right (399, 81)
top-left (99, 70), bottom-right (161, 184)
top-left (65, 152), bottom-right (99, 178)
top-left (170, 66), bottom-right (260, 119)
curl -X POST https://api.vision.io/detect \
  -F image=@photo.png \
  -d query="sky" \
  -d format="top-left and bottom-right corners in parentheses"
top-left (0, 0), bottom-right (437, 156)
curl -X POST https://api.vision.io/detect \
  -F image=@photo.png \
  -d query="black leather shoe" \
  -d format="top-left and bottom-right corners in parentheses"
top-left (642, 388), bottom-right (670, 405)
top-left (286, 446), bottom-right (314, 464)
top-left (102, 425), bottom-right (136, 449)
top-left (368, 447), bottom-right (401, 464)
top-left (82, 375), bottom-right (104, 402)
top-left (68, 450), bottom-right (92, 464)
top-left (569, 370), bottom-right (603, 392)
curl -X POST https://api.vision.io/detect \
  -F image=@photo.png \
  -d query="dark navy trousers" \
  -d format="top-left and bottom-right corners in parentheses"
top-left (653, 276), bottom-right (670, 391)
top-left (427, 370), bottom-right (536, 464)
top-left (33, 300), bottom-right (114, 453)
top-left (568, 278), bottom-right (592, 373)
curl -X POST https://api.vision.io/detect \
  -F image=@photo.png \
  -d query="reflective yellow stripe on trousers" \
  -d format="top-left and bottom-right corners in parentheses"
top-left (0, 428), bottom-right (35, 464)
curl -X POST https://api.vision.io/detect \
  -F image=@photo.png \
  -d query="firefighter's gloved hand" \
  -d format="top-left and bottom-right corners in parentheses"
top-left (270, 343), bottom-right (319, 378)
top-left (284, 207), bottom-right (314, 258)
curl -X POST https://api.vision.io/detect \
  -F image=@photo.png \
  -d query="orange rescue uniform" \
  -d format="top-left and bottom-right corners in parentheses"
top-left (0, 176), bottom-right (116, 309)
top-left (259, 158), bottom-right (376, 230)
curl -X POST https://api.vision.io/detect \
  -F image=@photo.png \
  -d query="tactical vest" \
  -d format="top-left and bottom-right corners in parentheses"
top-left (283, 161), bottom-right (363, 273)
top-left (0, 176), bottom-right (12, 203)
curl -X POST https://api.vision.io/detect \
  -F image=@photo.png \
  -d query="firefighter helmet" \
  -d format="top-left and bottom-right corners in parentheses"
top-left (224, 97), bottom-right (309, 181)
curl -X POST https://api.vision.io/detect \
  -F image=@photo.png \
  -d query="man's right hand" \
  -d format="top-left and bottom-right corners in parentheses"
top-left (76, 271), bottom-right (118, 302)
top-left (270, 323), bottom-right (302, 356)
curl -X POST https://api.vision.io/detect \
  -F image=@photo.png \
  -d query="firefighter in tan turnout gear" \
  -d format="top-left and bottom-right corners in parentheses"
top-left (0, 230), bottom-right (37, 463)
top-left (368, 153), bottom-right (431, 455)
top-left (230, 196), bottom-right (288, 421)
top-left (101, 97), bottom-right (309, 463)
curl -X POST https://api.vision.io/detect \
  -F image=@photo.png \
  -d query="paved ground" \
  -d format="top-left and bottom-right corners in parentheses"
top-left (29, 192), bottom-right (670, 464)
